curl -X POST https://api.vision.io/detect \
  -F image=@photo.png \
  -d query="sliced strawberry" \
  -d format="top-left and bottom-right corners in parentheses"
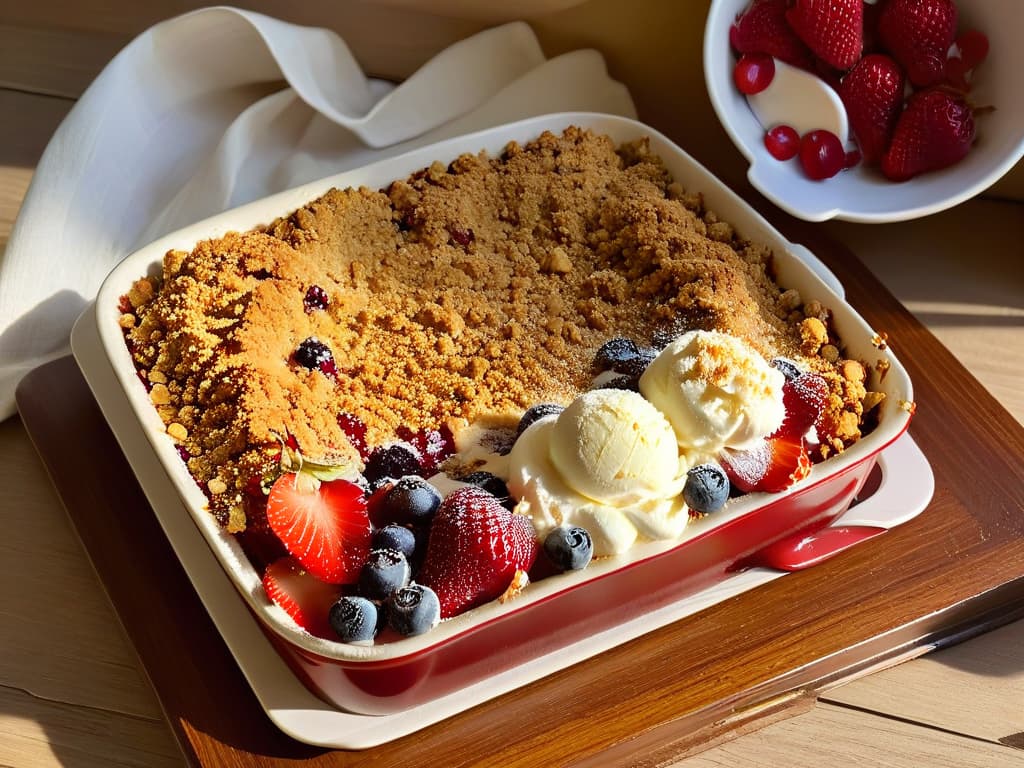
top-left (785, 0), bottom-right (863, 71)
top-left (731, 0), bottom-right (815, 69)
top-left (881, 89), bottom-right (976, 182)
top-left (721, 436), bottom-right (812, 494)
top-left (266, 472), bottom-right (371, 584)
top-left (418, 487), bottom-right (538, 619)
top-left (878, 0), bottom-right (958, 87)
top-left (262, 556), bottom-right (343, 638)
top-left (772, 371), bottom-right (830, 441)
top-left (838, 54), bottom-right (906, 166)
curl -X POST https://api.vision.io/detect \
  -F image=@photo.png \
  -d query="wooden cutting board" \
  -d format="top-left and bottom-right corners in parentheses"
top-left (16, 215), bottom-right (1024, 767)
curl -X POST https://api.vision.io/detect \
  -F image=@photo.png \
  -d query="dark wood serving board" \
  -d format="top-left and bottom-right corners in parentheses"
top-left (17, 216), bottom-right (1024, 767)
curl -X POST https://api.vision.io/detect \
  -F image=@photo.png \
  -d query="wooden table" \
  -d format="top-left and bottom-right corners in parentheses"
top-left (2, 2), bottom-right (1023, 766)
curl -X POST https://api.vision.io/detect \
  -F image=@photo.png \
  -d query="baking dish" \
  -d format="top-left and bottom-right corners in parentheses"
top-left (86, 112), bottom-right (914, 715)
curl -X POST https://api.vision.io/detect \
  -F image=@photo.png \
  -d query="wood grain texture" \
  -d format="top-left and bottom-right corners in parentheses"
top-left (824, 620), bottom-right (1024, 744)
top-left (682, 702), bottom-right (1024, 768)
top-left (0, 417), bottom-right (165, 718)
top-left (0, 684), bottom-right (182, 768)
top-left (15, 215), bottom-right (1024, 765)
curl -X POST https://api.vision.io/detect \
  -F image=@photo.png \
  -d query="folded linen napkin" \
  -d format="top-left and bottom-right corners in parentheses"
top-left (0, 6), bottom-right (635, 421)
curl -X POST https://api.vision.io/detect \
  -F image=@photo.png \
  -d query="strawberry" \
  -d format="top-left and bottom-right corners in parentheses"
top-left (771, 371), bottom-right (830, 441)
top-left (721, 436), bottom-right (812, 494)
top-left (262, 556), bottom-right (343, 638)
top-left (881, 88), bottom-right (976, 182)
top-left (878, 0), bottom-right (958, 87)
top-left (785, 0), bottom-right (863, 71)
top-left (731, 0), bottom-right (815, 69)
top-left (838, 54), bottom-right (907, 165)
top-left (418, 487), bottom-right (538, 619)
top-left (265, 472), bottom-right (372, 584)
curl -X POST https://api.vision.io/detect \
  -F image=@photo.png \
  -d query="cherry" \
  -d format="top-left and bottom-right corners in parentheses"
top-left (733, 53), bottom-right (775, 95)
top-left (956, 30), bottom-right (989, 70)
top-left (764, 125), bottom-right (800, 161)
top-left (844, 149), bottom-right (862, 169)
top-left (798, 130), bottom-right (845, 180)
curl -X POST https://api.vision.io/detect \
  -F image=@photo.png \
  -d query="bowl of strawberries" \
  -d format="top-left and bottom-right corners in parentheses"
top-left (704, 0), bottom-right (1024, 222)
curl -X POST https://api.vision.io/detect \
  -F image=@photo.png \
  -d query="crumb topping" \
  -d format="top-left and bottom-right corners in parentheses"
top-left (121, 127), bottom-right (882, 526)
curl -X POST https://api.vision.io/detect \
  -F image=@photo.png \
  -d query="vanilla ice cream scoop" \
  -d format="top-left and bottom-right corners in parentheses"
top-left (507, 389), bottom-right (688, 556)
top-left (639, 330), bottom-right (785, 459)
top-left (549, 389), bottom-right (682, 506)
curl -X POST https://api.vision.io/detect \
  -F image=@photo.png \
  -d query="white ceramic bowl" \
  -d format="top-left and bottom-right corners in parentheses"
top-left (704, 0), bottom-right (1024, 222)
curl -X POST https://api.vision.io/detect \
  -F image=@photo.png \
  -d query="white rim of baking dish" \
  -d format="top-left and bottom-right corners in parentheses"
top-left (93, 111), bottom-right (914, 663)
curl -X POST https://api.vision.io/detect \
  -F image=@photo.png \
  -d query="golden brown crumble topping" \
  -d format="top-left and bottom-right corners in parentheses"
top-left (121, 127), bottom-right (882, 528)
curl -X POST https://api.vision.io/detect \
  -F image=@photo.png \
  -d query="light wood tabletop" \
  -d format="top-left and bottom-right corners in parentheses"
top-left (2, 2), bottom-right (1022, 766)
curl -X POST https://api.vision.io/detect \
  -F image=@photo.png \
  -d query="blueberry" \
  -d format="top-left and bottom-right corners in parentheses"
top-left (372, 524), bottom-right (417, 560)
top-left (294, 336), bottom-right (333, 369)
top-left (770, 356), bottom-right (803, 381)
top-left (329, 596), bottom-right (379, 644)
top-left (594, 337), bottom-right (639, 372)
top-left (596, 374), bottom-right (640, 393)
top-left (517, 403), bottom-right (565, 436)
top-left (461, 471), bottom-right (510, 500)
top-left (359, 548), bottom-right (411, 600)
top-left (683, 463), bottom-right (730, 514)
top-left (294, 336), bottom-right (337, 376)
top-left (543, 526), bottom-right (593, 571)
top-left (303, 285), bottom-right (330, 313)
top-left (387, 584), bottom-right (441, 637)
top-left (363, 444), bottom-right (422, 487)
top-left (651, 328), bottom-right (677, 350)
top-left (594, 338), bottom-right (657, 377)
top-left (622, 346), bottom-right (658, 377)
top-left (378, 475), bottom-right (442, 524)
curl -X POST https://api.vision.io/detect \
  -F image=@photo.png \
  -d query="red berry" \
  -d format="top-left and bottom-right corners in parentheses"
top-left (785, 0), bottom-right (863, 71)
top-left (265, 473), bottom-right (371, 584)
top-left (262, 556), bottom-right (344, 638)
top-left (799, 129), bottom-right (845, 180)
top-left (844, 149), bottom-right (861, 169)
top-left (418, 487), bottom-right (538, 618)
top-left (395, 424), bottom-right (456, 474)
top-left (881, 89), bottom-right (976, 182)
top-left (945, 56), bottom-right (971, 91)
top-left (731, 0), bottom-right (814, 69)
top-left (336, 412), bottom-right (369, 460)
top-left (838, 54), bottom-right (906, 166)
top-left (956, 29), bottom-right (989, 70)
top-left (878, 0), bottom-right (958, 87)
top-left (721, 436), bottom-right (812, 494)
top-left (764, 125), bottom-right (801, 160)
top-left (771, 371), bottom-right (829, 441)
top-left (734, 53), bottom-right (776, 95)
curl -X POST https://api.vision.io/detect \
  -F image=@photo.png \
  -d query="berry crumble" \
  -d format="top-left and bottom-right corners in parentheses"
top-left (119, 126), bottom-right (884, 635)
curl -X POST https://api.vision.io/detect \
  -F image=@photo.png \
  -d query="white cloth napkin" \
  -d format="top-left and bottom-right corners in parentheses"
top-left (0, 6), bottom-right (635, 421)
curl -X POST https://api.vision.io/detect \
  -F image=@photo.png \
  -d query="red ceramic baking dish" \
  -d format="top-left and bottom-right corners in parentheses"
top-left (86, 112), bottom-right (914, 715)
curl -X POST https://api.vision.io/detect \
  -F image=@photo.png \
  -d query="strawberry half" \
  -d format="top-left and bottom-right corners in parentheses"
top-left (418, 487), bottom-right (538, 619)
top-left (731, 0), bottom-right (814, 69)
top-left (785, 0), bottom-right (863, 71)
top-left (838, 54), bottom-right (906, 166)
top-left (262, 556), bottom-right (343, 638)
top-left (721, 436), bottom-right (812, 494)
top-left (878, 0), bottom-right (958, 88)
top-left (266, 472), bottom-right (371, 584)
top-left (771, 371), bottom-right (830, 441)
top-left (881, 89), bottom-right (976, 182)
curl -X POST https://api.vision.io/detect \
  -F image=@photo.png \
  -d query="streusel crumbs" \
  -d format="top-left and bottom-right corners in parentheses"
top-left (122, 127), bottom-right (881, 528)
